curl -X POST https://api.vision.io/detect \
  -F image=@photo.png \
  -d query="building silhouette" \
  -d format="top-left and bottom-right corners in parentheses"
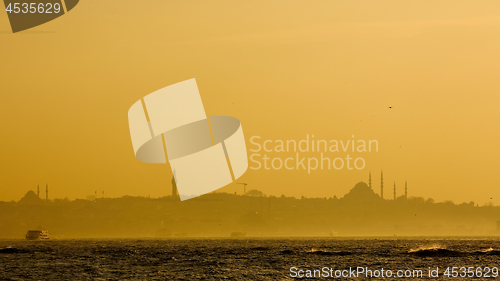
top-left (405, 181), bottom-right (408, 199)
top-left (380, 171), bottom-right (384, 199)
top-left (342, 181), bottom-right (382, 203)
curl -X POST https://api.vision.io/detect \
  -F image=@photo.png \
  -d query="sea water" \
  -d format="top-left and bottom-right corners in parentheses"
top-left (0, 238), bottom-right (499, 280)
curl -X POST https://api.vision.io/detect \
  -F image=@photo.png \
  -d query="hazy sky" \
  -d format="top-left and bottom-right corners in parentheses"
top-left (1, 0), bottom-right (499, 204)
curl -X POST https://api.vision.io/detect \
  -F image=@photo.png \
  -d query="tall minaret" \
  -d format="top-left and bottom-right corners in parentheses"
top-left (405, 181), bottom-right (408, 199)
top-left (380, 171), bottom-right (384, 199)
top-left (45, 184), bottom-right (48, 201)
top-left (393, 182), bottom-right (396, 200)
top-left (171, 177), bottom-right (178, 198)
top-left (37, 184), bottom-right (40, 198)
top-left (171, 169), bottom-right (180, 200)
top-left (369, 172), bottom-right (372, 189)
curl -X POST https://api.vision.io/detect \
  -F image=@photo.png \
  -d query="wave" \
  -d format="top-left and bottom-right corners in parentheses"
top-left (473, 248), bottom-right (500, 255)
top-left (307, 248), bottom-right (351, 256)
top-left (408, 245), bottom-right (500, 257)
top-left (0, 247), bottom-right (24, 254)
top-left (407, 244), bottom-right (460, 257)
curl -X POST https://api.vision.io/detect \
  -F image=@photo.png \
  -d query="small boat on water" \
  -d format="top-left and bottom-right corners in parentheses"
top-left (25, 230), bottom-right (49, 240)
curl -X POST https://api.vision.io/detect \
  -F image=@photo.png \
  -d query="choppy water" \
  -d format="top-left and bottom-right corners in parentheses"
top-left (1, 238), bottom-right (499, 280)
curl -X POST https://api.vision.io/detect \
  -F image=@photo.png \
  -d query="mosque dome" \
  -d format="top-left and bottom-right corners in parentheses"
top-left (342, 181), bottom-right (381, 202)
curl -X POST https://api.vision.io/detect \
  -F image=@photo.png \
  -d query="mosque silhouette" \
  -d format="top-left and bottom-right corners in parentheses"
top-left (343, 171), bottom-right (408, 202)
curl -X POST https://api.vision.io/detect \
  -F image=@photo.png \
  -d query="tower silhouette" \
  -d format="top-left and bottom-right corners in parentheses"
top-left (405, 181), bottom-right (408, 199)
top-left (171, 177), bottom-right (179, 199)
top-left (380, 171), bottom-right (384, 199)
top-left (393, 182), bottom-right (396, 200)
top-left (37, 184), bottom-right (40, 198)
top-left (369, 172), bottom-right (372, 189)
top-left (45, 184), bottom-right (48, 201)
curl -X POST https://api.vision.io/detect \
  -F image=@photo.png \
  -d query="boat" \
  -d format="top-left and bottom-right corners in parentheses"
top-left (230, 232), bottom-right (246, 238)
top-left (25, 230), bottom-right (49, 240)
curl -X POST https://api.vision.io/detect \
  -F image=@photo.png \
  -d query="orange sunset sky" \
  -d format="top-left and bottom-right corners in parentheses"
top-left (1, 0), bottom-right (499, 204)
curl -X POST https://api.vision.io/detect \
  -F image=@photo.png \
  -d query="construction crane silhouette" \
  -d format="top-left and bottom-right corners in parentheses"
top-left (237, 183), bottom-right (247, 195)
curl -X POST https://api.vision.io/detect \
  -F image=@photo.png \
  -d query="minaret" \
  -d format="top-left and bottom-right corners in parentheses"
top-left (368, 172), bottom-right (372, 189)
top-left (393, 182), bottom-right (396, 200)
top-left (171, 177), bottom-right (179, 199)
top-left (37, 184), bottom-right (40, 198)
top-left (380, 171), bottom-right (384, 199)
top-left (405, 181), bottom-right (408, 199)
top-left (45, 184), bottom-right (48, 201)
